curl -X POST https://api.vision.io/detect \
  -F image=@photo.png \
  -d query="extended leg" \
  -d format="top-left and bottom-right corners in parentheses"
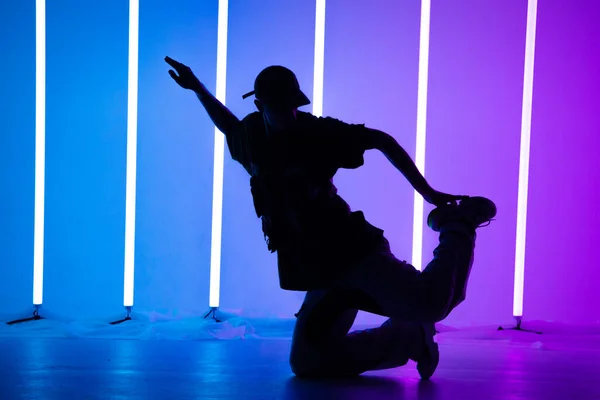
top-left (289, 197), bottom-right (496, 379)
top-left (340, 197), bottom-right (496, 324)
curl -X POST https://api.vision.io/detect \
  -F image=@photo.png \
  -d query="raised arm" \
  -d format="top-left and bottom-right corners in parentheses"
top-left (362, 128), bottom-right (467, 206)
top-left (165, 56), bottom-right (241, 136)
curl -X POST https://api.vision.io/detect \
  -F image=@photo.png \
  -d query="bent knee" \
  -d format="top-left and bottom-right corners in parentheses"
top-left (289, 346), bottom-right (319, 378)
top-left (289, 354), bottom-right (305, 377)
top-left (420, 297), bottom-right (453, 323)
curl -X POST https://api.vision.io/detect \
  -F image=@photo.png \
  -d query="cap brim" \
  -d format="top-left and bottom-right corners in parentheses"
top-left (242, 90), bottom-right (255, 100)
top-left (296, 90), bottom-right (311, 107)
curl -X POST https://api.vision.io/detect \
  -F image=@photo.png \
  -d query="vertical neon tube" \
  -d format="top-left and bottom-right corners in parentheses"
top-left (33, 0), bottom-right (46, 306)
top-left (313, 0), bottom-right (326, 117)
top-left (513, 0), bottom-right (538, 318)
top-left (209, 0), bottom-right (229, 308)
top-left (411, 0), bottom-right (431, 271)
top-left (123, 0), bottom-right (139, 307)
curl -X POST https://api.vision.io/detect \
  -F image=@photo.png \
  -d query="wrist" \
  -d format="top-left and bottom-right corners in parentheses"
top-left (421, 186), bottom-right (436, 199)
top-left (193, 81), bottom-right (207, 95)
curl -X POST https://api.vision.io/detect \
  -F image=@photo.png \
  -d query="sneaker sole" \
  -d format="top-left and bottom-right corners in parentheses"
top-left (417, 324), bottom-right (440, 380)
top-left (458, 196), bottom-right (497, 227)
top-left (428, 196), bottom-right (497, 232)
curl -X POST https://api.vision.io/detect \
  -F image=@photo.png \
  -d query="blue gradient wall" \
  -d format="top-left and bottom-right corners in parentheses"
top-left (134, 1), bottom-right (217, 316)
top-left (1, 0), bottom-right (598, 325)
top-left (220, 0), bottom-right (318, 317)
top-left (43, 0), bottom-right (129, 319)
top-left (0, 1), bottom-right (36, 315)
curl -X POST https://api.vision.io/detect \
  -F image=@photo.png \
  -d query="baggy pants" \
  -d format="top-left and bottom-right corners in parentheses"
top-left (290, 221), bottom-right (476, 378)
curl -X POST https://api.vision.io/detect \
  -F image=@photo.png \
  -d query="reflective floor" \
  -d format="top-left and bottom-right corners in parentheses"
top-left (1, 330), bottom-right (599, 400)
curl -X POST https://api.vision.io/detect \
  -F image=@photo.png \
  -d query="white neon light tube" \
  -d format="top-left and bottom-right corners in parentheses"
top-left (33, 0), bottom-right (46, 306)
top-left (312, 0), bottom-right (326, 117)
top-left (513, 0), bottom-right (538, 318)
top-left (412, 0), bottom-right (431, 271)
top-left (123, 0), bottom-right (139, 307)
top-left (209, 0), bottom-right (229, 308)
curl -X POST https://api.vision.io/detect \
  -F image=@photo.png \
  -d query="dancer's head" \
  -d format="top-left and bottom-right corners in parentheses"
top-left (243, 66), bottom-right (310, 131)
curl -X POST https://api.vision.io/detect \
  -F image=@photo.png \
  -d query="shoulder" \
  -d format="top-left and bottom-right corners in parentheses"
top-left (242, 111), bottom-right (262, 121)
top-left (238, 112), bottom-right (265, 146)
top-left (241, 112), bottom-right (264, 131)
top-left (301, 113), bottom-right (368, 142)
top-left (309, 113), bottom-right (366, 131)
top-left (297, 112), bottom-right (366, 132)
top-left (225, 112), bottom-right (264, 171)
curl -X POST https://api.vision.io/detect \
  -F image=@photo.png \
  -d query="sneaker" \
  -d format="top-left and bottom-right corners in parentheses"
top-left (416, 323), bottom-right (439, 380)
top-left (427, 196), bottom-right (497, 232)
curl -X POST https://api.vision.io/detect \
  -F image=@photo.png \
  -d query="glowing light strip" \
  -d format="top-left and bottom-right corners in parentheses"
top-left (411, 0), bottom-right (431, 271)
top-left (123, 0), bottom-right (139, 307)
top-left (33, 0), bottom-right (46, 306)
top-left (209, 0), bottom-right (229, 308)
top-left (513, 0), bottom-right (538, 318)
top-left (312, 0), bottom-right (326, 117)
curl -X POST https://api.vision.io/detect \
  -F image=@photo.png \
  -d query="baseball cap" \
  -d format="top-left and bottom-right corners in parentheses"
top-left (242, 66), bottom-right (311, 109)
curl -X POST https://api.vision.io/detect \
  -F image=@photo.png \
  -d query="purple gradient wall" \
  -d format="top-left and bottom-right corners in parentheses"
top-left (524, 0), bottom-right (600, 324)
top-left (1, 0), bottom-right (598, 325)
top-left (321, 0), bottom-right (420, 327)
top-left (424, 1), bottom-right (527, 326)
top-left (219, 0), bottom-right (600, 325)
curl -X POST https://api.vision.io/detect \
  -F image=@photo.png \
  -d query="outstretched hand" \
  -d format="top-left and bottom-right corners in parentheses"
top-left (424, 190), bottom-right (469, 207)
top-left (165, 56), bottom-right (204, 92)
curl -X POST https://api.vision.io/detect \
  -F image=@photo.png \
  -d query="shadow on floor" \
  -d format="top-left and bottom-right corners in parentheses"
top-left (283, 375), bottom-right (439, 400)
